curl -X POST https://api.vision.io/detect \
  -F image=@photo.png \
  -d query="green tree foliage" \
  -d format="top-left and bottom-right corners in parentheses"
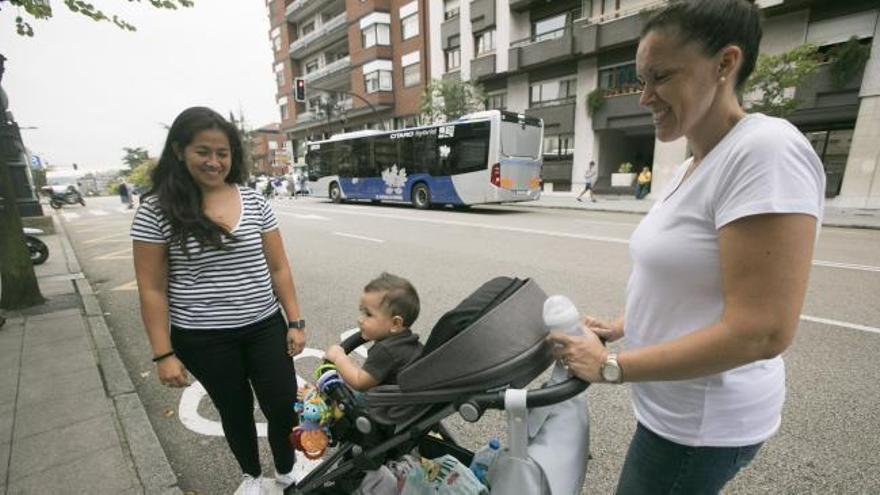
top-left (743, 44), bottom-right (819, 118)
top-left (2, 0), bottom-right (194, 37)
top-left (420, 79), bottom-right (486, 124)
top-left (126, 158), bottom-right (154, 190)
top-left (829, 37), bottom-right (870, 90)
top-left (122, 146), bottom-right (150, 170)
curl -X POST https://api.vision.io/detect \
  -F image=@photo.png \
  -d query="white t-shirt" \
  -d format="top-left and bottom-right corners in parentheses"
top-left (625, 113), bottom-right (825, 447)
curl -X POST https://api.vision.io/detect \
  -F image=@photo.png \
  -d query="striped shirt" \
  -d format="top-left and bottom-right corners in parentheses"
top-left (130, 186), bottom-right (280, 330)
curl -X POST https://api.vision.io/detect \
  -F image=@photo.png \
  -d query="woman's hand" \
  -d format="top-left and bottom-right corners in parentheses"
top-left (547, 329), bottom-right (609, 383)
top-left (584, 315), bottom-right (624, 343)
top-left (287, 328), bottom-right (305, 357)
top-left (157, 356), bottom-right (189, 388)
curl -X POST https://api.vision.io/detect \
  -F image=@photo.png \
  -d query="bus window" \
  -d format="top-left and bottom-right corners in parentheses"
top-left (501, 120), bottom-right (541, 159)
top-left (306, 145), bottom-right (323, 180)
top-left (352, 139), bottom-right (372, 177)
top-left (449, 121), bottom-right (490, 174)
top-left (334, 142), bottom-right (354, 178)
top-left (373, 135), bottom-right (398, 175)
top-left (413, 133), bottom-right (438, 174)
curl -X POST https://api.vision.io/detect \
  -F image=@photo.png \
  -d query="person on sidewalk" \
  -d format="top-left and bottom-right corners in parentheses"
top-left (635, 167), bottom-right (652, 199)
top-left (548, 2), bottom-right (824, 494)
top-left (118, 181), bottom-right (133, 209)
top-left (131, 107), bottom-right (306, 495)
top-left (576, 161), bottom-right (598, 203)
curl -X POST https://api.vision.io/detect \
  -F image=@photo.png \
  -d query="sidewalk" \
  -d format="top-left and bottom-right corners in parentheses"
top-left (519, 192), bottom-right (880, 230)
top-left (0, 216), bottom-right (180, 494)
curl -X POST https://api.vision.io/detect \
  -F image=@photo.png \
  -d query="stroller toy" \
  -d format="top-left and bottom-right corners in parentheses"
top-left (291, 384), bottom-right (334, 459)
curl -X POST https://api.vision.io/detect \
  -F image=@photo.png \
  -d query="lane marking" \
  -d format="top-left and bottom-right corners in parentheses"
top-left (95, 247), bottom-right (133, 260)
top-left (89, 209), bottom-right (110, 216)
top-left (801, 315), bottom-right (880, 335)
top-left (111, 280), bottom-right (138, 291)
top-left (61, 212), bottom-right (81, 221)
top-left (283, 205), bottom-right (880, 272)
top-left (84, 233), bottom-right (130, 244)
top-left (812, 260), bottom-right (880, 273)
top-left (332, 231), bottom-right (384, 243)
top-left (287, 213), bottom-right (329, 220)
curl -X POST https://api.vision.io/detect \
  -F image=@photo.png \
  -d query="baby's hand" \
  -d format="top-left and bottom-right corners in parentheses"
top-left (324, 344), bottom-right (344, 363)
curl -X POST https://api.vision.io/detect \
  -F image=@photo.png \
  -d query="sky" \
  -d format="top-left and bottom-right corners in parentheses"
top-left (0, 0), bottom-right (279, 172)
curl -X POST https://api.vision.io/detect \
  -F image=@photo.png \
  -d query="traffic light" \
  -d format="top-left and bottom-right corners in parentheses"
top-left (294, 78), bottom-right (306, 102)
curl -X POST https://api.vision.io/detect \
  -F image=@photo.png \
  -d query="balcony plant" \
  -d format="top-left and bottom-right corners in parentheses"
top-left (829, 37), bottom-right (870, 90)
top-left (587, 88), bottom-right (606, 117)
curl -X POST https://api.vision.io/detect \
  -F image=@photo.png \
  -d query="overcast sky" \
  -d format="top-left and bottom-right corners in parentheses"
top-left (0, 0), bottom-right (278, 172)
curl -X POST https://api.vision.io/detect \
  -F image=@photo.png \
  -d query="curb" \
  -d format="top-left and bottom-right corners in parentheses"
top-left (52, 214), bottom-right (182, 495)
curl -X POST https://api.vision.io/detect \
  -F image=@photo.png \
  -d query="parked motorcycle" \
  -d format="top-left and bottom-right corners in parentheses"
top-left (42, 185), bottom-right (86, 209)
top-left (24, 227), bottom-right (49, 265)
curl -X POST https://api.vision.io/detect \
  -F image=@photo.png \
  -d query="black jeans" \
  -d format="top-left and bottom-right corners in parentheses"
top-left (171, 311), bottom-right (297, 476)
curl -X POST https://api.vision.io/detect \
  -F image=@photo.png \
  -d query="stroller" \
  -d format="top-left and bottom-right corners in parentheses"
top-left (287, 277), bottom-right (592, 494)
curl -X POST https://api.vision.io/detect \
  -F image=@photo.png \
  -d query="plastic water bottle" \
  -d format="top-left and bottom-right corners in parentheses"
top-left (543, 295), bottom-right (582, 384)
top-left (469, 437), bottom-right (500, 486)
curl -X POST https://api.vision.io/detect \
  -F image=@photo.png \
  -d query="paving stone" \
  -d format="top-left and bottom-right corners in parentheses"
top-left (23, 308), bottom-right (80, 323)
top-left (16, 366), bottom-right (103, 407)
top-left (9, 414), bottom-right (119, 480)
top-left (0, 401), bottom-right (13, 445)
top-left (0, 372), bottom-right (18, 407)
top-left (13, 386), bottom-right (109, 440)
top-left (6, 442), bottom-right (137, 495)
top-left (0, 441), bottom-right (8, 489)
top-left (23, 312), bottom-right (88, 346)
top-left (38, 279), bottom-right (77, 298)
top-left (22, 331), bottom-right (91, 362)
top-left (18, 347), bottom-right (95, 384)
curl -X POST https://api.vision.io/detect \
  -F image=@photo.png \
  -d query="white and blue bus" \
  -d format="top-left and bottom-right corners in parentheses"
top-left (305, 110), bottom-right (543, 209)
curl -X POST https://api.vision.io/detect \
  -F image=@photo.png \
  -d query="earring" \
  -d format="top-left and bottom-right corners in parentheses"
top-left (719, 76), bottom-right (727, 83)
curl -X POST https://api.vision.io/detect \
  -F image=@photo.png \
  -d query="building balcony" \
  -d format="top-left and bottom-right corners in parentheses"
top-left (286, 0), bottom-right (344, 24)
top-left (288, 13), bottom-right (347, 60)
top-left (304, 56), bottom-right (351, 86)
top-left (470, 54), bottom-right (496, 81)
top-left (470, 0), bottom-right (495, 32)
top-left (591, 89), bottom-right (652, 133)
top-left (509, 0), bottom-right (542, 12)
top-left (509, 26), bottom-right (576, 71)
top-left (525, 99), bottom-right (576, 134)
top-left (787, 62), bottom-right (865, 127)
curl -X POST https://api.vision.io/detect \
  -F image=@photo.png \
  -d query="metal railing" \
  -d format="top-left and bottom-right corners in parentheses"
top-left (285, 0), bottom-right (310, 17)
top-left (304, 56), bottom-right (351, 83)
top-left (581, 0), bottom-right (665, 25)
top-left (289, 13), bottom-right (347, 54)
top-left (510, 25), bottom-right (572, 48)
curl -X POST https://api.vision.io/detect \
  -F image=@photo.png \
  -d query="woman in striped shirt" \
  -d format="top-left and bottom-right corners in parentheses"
top-left (131, 107), bottom-right (305, 494)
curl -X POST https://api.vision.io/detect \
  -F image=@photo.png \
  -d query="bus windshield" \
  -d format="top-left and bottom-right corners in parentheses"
top-left (500, 121), bottom-right (542, 159)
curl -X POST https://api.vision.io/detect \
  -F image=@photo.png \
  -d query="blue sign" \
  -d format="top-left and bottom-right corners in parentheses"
top-left (30, 154), bottom-right (43, 170)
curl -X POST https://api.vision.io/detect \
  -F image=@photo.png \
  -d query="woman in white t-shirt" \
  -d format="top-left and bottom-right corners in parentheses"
top-left (131, 107), bottom-right (306, 494)
top-left (548, 1), bottom-right (824, 493)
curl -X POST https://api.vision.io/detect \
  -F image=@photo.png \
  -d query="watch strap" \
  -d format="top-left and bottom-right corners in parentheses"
top-left (287, 319), bottom-right (306, 330)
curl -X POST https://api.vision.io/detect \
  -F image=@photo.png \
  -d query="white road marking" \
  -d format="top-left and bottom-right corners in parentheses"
top-left (332, 231), bottom-right (385, 243)
top-left (111, 280), bottom-right (138, 291)
top-left (801, 315), bottom-right (880, 335)
top-left (94, 247), bottom-right (133, 260)
top-left (61, 212), bottom-right (81, 221)
top-left (287, 206), bottom-right (880, 273)
top-left (286, 213), bottom-right (329, 220)
top-left (84, 233), bottom-right (130, 244)
top-left (812, 260), bottom-right (880, 273)
top-left (89, 209), bottom-right (110, 216)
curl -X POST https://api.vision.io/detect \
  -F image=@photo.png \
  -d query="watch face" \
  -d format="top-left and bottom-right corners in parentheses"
top-left (602, 362), bottom-right (621, 382)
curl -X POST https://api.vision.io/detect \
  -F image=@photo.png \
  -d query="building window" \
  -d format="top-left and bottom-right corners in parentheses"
top-left (530, 77), bottom-right (577, 105)
top-left (280, 104), bottom-right (288, 120)
top-left (445, 48), bottom-right (461, 71)
top-left (276, 70), bottom-right (284, 87)
top-left (805, 128), bottom-right (853, 197)
top-left (444, 0), bottom-right (460, 20)
top-left (272, 36), bottom-right (281, 52)
top-left (403, 62), bottom-right (420, 87)
top-left (402, 13), bottom-right (419, 40)
top-left (532, 9), bottom-right (578, 42)
top-left (543, 134), bottom-right (574, 160)
top-left (301, 21), bottom-right (315, 37)
top-left (475, 29), bottom-right (496, 55)
top-left (307, 96), bottom-right (323, 113)
top-left (305, 58), bottom-right (319, 74)
top-left (362, 23), bottom-right (391, 48)
top-left (486, 92), bottom-right (507, 110)
top-left (598, 63), bottom-right (639, 93)
top-left (365, 70), bottom-right (393, 93)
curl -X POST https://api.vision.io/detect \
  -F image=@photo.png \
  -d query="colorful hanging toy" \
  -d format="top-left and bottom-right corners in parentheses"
top-left (289, 363), bottom-right (347, 459)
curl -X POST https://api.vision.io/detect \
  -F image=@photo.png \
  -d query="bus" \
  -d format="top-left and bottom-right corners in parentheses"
top-left (305, 110), bottom-right (543, 209)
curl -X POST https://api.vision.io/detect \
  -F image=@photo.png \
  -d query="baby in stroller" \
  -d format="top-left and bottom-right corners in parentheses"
top-left (288, 277), bottom-right (591, 494)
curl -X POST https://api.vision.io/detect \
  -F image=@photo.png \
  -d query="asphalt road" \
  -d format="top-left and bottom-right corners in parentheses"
top-left (58, 195), bottom-right (880, 494)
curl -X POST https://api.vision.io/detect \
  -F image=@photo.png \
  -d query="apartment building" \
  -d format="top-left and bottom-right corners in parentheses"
top-left (431, 0), bottom-right (880, 207)
top-left (267, 0), bottom-right (431, 167)
top-left (249, 124), bottom-right (289, 176)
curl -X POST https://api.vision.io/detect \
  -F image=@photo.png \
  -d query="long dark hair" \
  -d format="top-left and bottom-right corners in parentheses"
top-left (642, 0), bottom-right (762, 90)
top-left (148, 107), bottom-right (245, 254)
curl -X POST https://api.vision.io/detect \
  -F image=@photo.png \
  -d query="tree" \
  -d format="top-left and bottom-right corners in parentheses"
top-left (122, 146), bottom-right (150, 170)
top-left (419, 79), bottom-right (486, 124)
top-left (743, 43), bottom-right (819, 118)
top-left (2, 0), bottom-right (194, 37)
top-left (126, 158), bottom-right (154, 190)
top-left (0, 0), bottom-right (194, 310)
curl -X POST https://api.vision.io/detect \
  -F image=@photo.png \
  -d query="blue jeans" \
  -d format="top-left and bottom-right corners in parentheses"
top-left (616, 423), bottom-right (762, 495)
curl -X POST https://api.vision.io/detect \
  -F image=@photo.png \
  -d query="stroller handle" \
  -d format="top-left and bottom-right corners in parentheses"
top-left (472, 376), bottom-right (590, 410)
top-left (340, 331), bottom-right (367, 354)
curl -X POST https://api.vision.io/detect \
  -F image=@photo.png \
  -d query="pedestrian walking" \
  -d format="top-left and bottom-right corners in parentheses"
top-left (130, 107), bottom-right (307, 494)
top-left (548, 1), bottom-right (824, 494)
top-left (635, 166), bottom-right (652, 199)
top-left (118, 181), bottom-right (133, 209)
top-left (576, 161), bottom-right (598, 203)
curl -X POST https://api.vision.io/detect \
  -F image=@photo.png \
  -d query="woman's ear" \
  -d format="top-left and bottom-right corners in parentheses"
top-left (171, 143), bottom-right (183, 162)
top-left (718, 45), bottom-right (743, 85)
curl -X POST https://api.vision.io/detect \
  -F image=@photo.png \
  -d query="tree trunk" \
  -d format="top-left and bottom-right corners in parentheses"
top-left (0, 130), bottom-right (45, 310)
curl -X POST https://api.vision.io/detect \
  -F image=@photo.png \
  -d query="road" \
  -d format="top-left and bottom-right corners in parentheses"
top-left (58, 195), bottom-right (880, 494)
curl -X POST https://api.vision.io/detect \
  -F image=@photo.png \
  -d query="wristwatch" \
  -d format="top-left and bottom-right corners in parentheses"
top-left (600, 353), bottom-right (623, 384)
top-left (287, 319), bottom-right (306, 330)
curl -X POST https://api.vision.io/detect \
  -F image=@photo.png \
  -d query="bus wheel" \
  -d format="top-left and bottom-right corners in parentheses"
top-left (412, 183), bottom-right (431, 210)
top-left (329, 183), bottom-right (342, 203)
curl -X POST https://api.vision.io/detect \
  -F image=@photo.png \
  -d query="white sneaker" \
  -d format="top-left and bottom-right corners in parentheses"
top-left (275, 468), bottom-right (297, 489)
top-left (238, 474), bottom-right (263, 495)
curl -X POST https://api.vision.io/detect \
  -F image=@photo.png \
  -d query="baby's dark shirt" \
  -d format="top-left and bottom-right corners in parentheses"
top-left (361, 329), bottom-right (422, 386)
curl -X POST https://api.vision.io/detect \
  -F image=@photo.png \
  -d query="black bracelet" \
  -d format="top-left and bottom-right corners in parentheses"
top-left (152, 350), bottom-right (175, 363)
